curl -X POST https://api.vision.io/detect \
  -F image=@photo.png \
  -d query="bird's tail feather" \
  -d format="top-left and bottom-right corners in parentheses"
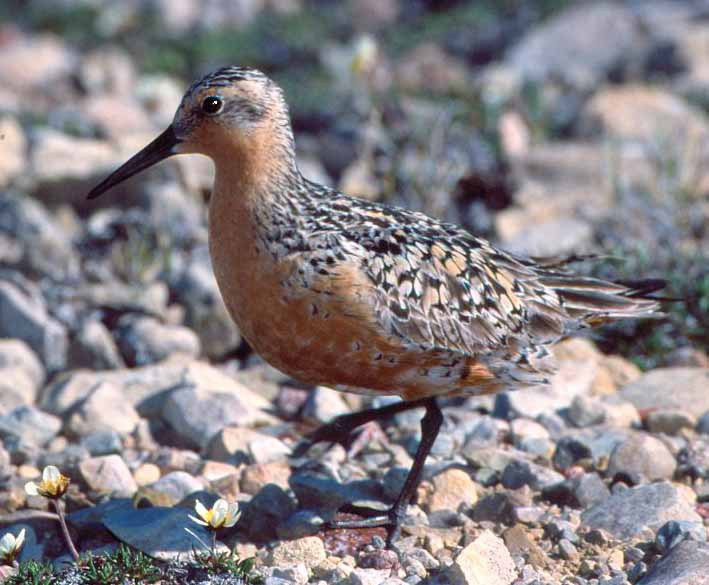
top-left (539, 275), bottom-right (667, 324)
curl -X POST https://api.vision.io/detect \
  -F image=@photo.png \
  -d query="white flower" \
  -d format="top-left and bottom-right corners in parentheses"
top-left (0, 528), bottom-right (25, 563)
top-left (24, 465), bottom-right (70, 499)
top-left (189, 498), bottom-right (240, 530)
top-left (351, 35), bottom-right (378, 75)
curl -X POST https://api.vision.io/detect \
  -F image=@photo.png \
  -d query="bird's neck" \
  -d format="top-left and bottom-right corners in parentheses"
top-left (209, 131), bottom-right (324, 262)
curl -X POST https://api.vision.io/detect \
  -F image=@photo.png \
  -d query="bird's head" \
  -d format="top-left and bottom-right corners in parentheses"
top-left (88, 66), bottom-right (295, 200)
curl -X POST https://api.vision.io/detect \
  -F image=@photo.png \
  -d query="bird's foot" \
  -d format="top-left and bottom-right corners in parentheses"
top-left (326, 503), bottom-right (406, 547)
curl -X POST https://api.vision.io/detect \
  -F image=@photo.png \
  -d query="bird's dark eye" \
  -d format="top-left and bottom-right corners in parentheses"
top-left (202, 96), bottom-right (223, 115)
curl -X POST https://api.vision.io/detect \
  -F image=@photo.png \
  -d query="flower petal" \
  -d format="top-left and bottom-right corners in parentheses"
top-left (188, 514), bottom-right (208, 527)
top-left (43, 465), bottom-right (60, 484)
top-left (210, 502), bottom-right (226, 528)
top-left (24, 482), bottom-right (39, 496)
top-left (223, 502), bottom-right (240, 527)
top-left (194, 500), bottom-right (209, 522)
top-left (0, 533), bottom-right (12, 555)
top-left (15, 528), bottom-right (25, 550)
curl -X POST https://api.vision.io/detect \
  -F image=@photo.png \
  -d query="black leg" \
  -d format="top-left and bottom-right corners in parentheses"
top-left (292, 397), bottom-right (431, 458)
top-left (325, 398), bottom-right (443, 546)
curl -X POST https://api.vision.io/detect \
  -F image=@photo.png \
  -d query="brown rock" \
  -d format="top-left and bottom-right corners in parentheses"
top-left (79, 455), bottom-right (138, 497)
top-left (240, 461), bottom-right (292, 494)
top-left (427, 468), bottom-right (478, 513)
top-left (584, 86), bottom-right (709, 145)
top-left (503, 524), bottom-right (548, 568)
top-left (133, 463), bottom-right (161, 486)
top-left (200, 460), bottom-right (239, 482)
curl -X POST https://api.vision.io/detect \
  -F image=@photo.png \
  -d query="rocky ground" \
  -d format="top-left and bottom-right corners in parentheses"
top-left (0, 0), bottom-right (708, 584)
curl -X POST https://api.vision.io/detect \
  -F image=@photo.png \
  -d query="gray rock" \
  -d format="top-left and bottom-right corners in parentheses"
top-left (638, 541), bottom-right (709, 585)
top-left (271, 563), bottom-right (308, 585)
top-left (495, 357), bottom-right (599, 419)
top-left (67, 498), bottom-right (134, 534)
top-left (171, 247), bottom-right (241, 359)
top-left (350, 568), bottom-right (392, 585)
top-left (206, 426), bottom-right (272, 464)
top-left (145, 471), bottom-right (203, 504)
top-left (646, 409), bottom-right (697, 435)
top-left (567, 395), bottom-right (606, 428)
top-left (38, 444), bottom-right (90, 474)
top-left (276, 509), bottom-right (325, 540)
top-left (558, 538), bottom-right (578, 561)
top-left (462, 415), bottom-right (502, 447)
top-left (0, 280), bottom-right (68, 373)
top-left (102, 505), bottom-right (211, 560)
top-left (241, 483), bottom-right (297, 541)
top-left (117, 315), bottom-right (201, 366)
top-left (42, 361), bottom-right (275, 423)
top-left (444, 529), bottom-right (516, 585)
top-left (0, 405), bottom-right (61, 446)
top-left (0, 367), bottom-right (37, 415)
top-left (78, 455), bottom-right (138, 497)
top-left (472, 493), bottom-right (515, 525)
top-left (499, 216), bottom-right (593, 258)
top-left (697, 411), bottom-right (709, 435)
top-left (606, 433), bottom-right (676, 483)
top-left (655, 520), bottom-right (707, 554)
top-left (543, 518), bottom-right (578, 546)
top-left (301, 386), bottom-right (351, 424)
top-left (290, 472), bottom-right (384, 512)
top-left (553, 428), bottom-right (630, 470)
top-left (599, 395), bottom-right (640, 428)
top-left (581, 481), bottom-right (702, 540)
top-left (162, 384), bottom-right (272, 449)
top-left (510, 418), bottom-right (549, 445)
top-left (80, 430), bottom-right (123, 456)
top-left (542, 472), bottom-right (609, 508)
top-left (0, 193), bottom-right (78, 280)
top-left (506, 1), bottom-right (641, 90)
top-left (65, 381), bottom-right (141, 437)
top-left (619, 368), bottom-right (709, 419)
top-left (68, 319), bottom-right (125, 370)
top-left (501, 460), bottom-right (564, 491)
top-left (29, 128), bottom-right (126, 208)
top-left (78, 280), bottom-right (169, 318)
top-left (0, 443), bottom-right (11, 479)
top-left (0, 339), bottom-right (44, 390)
top-left (248, 435), bottom-right (291, 465)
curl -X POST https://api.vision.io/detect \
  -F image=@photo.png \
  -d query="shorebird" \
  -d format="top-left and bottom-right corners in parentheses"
top-left (88, 66), bottom-right (664, 545)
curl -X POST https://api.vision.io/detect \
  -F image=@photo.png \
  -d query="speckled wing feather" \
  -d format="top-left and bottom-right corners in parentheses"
top-left (347, 224), bottom-right (568, 356)
top-left (296, 194), bottom-right (662, 362)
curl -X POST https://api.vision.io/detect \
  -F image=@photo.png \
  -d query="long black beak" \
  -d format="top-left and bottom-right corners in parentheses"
top-left (87, 126), bottom-right (181, 199)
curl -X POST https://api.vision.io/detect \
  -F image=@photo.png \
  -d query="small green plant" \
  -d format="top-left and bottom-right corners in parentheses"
top-left (5, 560), bottom-right (57, 585)
top-left (78, 545), bottom-right (161, 584)
top-left (191, 549), bottom-right (259, 580)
